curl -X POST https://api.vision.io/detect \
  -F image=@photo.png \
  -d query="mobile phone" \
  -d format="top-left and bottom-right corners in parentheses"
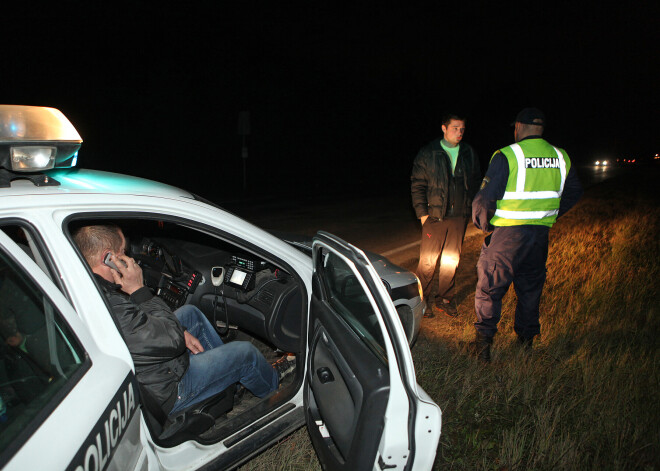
top-left (103, 252), bottom-right (121, 271)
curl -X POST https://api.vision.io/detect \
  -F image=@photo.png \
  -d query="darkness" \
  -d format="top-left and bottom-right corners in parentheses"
top-left (4, 3), bottom-right (657, 201)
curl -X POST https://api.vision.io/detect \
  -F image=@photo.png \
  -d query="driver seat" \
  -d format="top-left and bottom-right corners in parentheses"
top-left (139, 383), bottom-right (236, 447)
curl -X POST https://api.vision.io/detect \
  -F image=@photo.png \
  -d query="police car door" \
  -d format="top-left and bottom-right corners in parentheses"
top-left (0, 230), bottom-right (144, 471)
top-left (307, 232), bottom-right (441, 471)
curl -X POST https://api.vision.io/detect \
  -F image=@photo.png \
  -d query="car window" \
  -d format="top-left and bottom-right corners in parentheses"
top-left (320, 250), bottom-right (387, 364)
top-left (0, 224), bottom-right (57, 283)
top-left (0, 248), bottom-right (87, 460)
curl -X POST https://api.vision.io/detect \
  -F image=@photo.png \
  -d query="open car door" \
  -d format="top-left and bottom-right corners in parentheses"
top-left (305, 232), bottom-right (441, 470)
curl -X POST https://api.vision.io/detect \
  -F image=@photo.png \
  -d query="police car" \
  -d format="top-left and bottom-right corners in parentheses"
top-left (0, 105), bottom-right (440, 471)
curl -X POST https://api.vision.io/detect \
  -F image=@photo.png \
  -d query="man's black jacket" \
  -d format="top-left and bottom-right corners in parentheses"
top-left (96, 275), bottom-right (188, 414)
top-left (411, 139), bottom-right (481, 220)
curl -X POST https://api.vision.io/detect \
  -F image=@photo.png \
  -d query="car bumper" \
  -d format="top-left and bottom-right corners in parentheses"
top-left (411, 297), bottom-right (424, 345)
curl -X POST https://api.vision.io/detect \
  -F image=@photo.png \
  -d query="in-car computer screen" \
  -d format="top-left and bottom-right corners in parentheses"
top-left (230, 269), bottom-right (247, 285)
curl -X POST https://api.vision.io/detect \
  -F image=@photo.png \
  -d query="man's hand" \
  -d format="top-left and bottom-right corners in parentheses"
top-left (420, 215), bottom-right (429, 225)
top-left (184, 331), bottom-right (204, 354)
top-left (108, 254), bottom-right (144, 295)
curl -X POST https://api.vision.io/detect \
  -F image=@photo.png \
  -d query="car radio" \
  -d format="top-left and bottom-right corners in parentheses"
top-left (224, 255), bottom-right (267, 291)
top-left (231, 254), bottom-right (267, 272)
top-left (157, 270), bottom-right (202, 309)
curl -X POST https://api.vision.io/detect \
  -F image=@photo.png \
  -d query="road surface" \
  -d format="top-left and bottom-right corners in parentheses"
top-left (219, 164), bottom-right (622, 269)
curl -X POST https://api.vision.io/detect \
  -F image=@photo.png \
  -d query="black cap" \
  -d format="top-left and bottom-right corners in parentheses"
top-left (512, 107), bottom-right (545, 126)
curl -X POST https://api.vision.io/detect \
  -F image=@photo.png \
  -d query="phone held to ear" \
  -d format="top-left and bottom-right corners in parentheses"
top-left (104, 252), bottom-right (127, 271)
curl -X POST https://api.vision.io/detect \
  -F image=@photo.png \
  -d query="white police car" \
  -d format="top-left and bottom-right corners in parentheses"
top-left (0, 105), bottom-right (440, 470)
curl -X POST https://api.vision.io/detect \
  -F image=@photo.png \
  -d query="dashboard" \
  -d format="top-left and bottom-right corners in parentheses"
top-left (127, 234), bottom-right (303, 353)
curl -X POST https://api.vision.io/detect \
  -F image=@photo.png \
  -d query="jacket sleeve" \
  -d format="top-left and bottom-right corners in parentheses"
top-left (472, 152), bottom-right (508, 232)
top-left (411, 149), bottom-right (430, 219)
top-left (108, 287), bottom-right (186, 365)
top-left (558, 165), bottom-right (583, 218)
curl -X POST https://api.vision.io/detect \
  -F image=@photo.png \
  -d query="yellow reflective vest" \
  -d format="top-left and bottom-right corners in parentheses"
top-left (490, 138), bottom-right (570, 227)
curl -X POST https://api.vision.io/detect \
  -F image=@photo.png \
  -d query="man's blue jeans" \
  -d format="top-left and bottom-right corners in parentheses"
top-left (169, 305), bottom-right (278, 414)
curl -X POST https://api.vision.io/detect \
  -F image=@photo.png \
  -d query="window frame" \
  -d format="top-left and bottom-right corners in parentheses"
top-left (318, 248), bottom-right (388, 365)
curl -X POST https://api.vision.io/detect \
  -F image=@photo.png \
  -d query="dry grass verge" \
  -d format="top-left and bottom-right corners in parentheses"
top-left (242, 168), bottom-right (660, 470)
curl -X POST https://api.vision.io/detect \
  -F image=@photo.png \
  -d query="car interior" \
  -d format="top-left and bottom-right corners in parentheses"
top-left (2, 216), bottom-right (397, 464)
top-left (64, 216), bottom-right (307, 447)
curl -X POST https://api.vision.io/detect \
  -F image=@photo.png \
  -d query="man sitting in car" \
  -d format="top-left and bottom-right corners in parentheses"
top-left (73, 224), bottom-right (294, 416)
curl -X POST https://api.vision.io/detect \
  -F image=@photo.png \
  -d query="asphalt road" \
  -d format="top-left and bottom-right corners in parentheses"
top-left (220, 190), bottom-right (437, 270)
top-left (219, 164), bottom-right (627, 270)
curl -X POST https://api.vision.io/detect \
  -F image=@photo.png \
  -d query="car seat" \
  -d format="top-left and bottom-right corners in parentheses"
top-left (139, 383), bottom-right (236, 447)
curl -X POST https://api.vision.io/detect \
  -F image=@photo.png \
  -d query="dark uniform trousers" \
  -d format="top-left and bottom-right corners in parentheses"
top-left (416, 216), bottom-right (468, 301)
top-left (474, 225), bottom-right (549, 338)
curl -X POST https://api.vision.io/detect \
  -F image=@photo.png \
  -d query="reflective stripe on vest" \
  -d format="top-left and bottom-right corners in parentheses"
top-left (492, 141), bottom-right (569, 226)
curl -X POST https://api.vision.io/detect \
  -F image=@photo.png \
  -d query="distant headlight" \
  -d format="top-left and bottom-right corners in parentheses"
top-left (602, 160), bottom-right (608, 166)
top-left (595, 160), bottom-right (600, 166)
top-left (10, 146), bottom-right (57, 171)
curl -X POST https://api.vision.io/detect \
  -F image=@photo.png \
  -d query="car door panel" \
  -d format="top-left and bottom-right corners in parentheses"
top-left (308, 294), bottom-right (389, 465)
top-left (306, 232), bottom-right (441, 471)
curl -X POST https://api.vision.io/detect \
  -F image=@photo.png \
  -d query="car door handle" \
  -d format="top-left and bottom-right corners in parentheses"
top-left (316, 367), bottom-right (335, 384)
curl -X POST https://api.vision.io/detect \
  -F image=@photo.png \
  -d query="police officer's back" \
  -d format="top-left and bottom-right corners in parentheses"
top-left (471, 108), bottom-right (583, 362)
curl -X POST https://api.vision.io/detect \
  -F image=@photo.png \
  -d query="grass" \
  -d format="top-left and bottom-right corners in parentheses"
top-left (241, 168), bottom-right (660, 470)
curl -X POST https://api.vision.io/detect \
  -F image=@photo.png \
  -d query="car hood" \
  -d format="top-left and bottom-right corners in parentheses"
top-left (270, 231), bottom-right (418, 291)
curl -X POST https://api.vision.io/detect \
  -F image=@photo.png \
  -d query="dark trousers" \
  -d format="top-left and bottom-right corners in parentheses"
top-left (416, 216), bottom-right (468, 301)
top-left (474, 225), bottom-right (549, 339)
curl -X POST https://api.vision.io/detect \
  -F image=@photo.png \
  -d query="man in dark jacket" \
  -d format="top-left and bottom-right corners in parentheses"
top-left (411, 114), bottom-right (481, 317)
top-left (74, 225), bottom-right (287, 416)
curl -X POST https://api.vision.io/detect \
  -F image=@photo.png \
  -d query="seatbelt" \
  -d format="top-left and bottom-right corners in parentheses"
top-left (44, 302), bottom-right (66, 379)
top-left (21, 228), bottom-right (68, 378)
top-left (24, 230), bottom-right (52, 281)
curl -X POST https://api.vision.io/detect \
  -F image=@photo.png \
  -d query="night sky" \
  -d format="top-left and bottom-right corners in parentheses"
top-left (4, 3), bottom-right (657, 200)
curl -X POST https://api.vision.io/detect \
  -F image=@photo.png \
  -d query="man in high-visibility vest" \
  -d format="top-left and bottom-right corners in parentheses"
top-left (471, 108), bottom-right (583, 362)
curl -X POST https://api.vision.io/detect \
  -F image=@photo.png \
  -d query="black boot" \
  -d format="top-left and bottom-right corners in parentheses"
top-left (517, 335), bottom-right (534, 349)
top-left (473, 333), bottom-right (493, 363)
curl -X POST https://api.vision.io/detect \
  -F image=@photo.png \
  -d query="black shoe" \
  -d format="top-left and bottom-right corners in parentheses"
top-left (517, 335), bottom-right (534, 349)
top-left (272, 354), bottom-right (296, 382)
top-left (433, 299), bottom-right (458, 318)
top-left (471, 334), bottom-right (493, 363)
